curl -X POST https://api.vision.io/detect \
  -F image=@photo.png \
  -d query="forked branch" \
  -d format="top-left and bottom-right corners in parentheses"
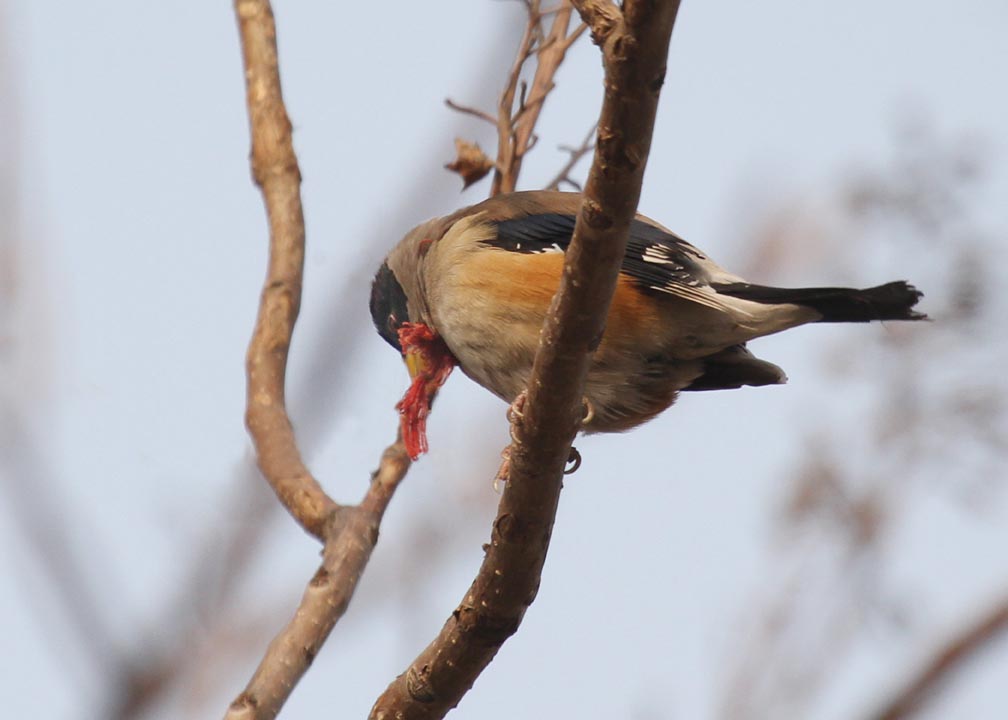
top-left (226, 1), bottom-right (413, 717)
top-left (225, 438), bottom-right (410, 720)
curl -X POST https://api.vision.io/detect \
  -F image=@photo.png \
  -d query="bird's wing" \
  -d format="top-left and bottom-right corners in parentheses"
top-left (482, 211), bottom-right (737, 312)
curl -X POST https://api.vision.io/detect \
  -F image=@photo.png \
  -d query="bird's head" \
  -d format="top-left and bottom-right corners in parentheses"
top-left (370, 260), bottom-right (455, 460)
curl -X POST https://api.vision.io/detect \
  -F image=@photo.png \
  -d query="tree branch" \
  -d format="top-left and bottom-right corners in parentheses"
top-left (489, 3), bottom-right (541, 196)
top-left (868, 594), bottom-right (1008, 720)
top-left (227, 2), bottom-right (416, 717)
top-left (445, 2), bottom-right (585, 196)
top-left (490, 1), bottom-right (582, 195)
top-left (370, 1), bottom-right (682, 717)
top-left (443, 98), bottom-right (497, 127)
top-left (236, 0), bottom-right (338, 540)
top-left (225, 438), bottom-right (411, 720)
top-left (498, 4), bottom-right (575, 192)
top-left (571, 0), bottom-right (622, 44)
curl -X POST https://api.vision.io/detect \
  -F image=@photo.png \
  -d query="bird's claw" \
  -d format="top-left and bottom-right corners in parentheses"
top-left (507, 391), bottom-right (527, 422)
top-left (564, 398), bottom-right (590, 475)
top-left (564, 446), bottom-right (582, 474)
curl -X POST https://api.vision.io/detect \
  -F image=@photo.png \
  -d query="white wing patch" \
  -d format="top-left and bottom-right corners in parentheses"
top-left (513, 241), bottom-right (563, 254)
top-left (642, 245), bottom-right (681, 266)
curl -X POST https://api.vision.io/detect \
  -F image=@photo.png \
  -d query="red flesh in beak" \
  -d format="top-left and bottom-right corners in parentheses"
top-left (395, 323), bottom-right (455, 460)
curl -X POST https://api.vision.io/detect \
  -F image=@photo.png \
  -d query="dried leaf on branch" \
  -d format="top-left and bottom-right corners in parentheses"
top-left (444, 138), bottom-right (495, 189)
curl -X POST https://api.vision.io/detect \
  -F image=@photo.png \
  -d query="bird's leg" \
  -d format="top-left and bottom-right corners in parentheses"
top-left (497, 393), bottom-right (590, 486)
top-left (495, 391), bottom-right (529, 490)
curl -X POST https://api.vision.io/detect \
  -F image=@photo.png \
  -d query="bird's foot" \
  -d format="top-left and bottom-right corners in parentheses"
top-left (496, 441), bottom-right (581, 487)
top-left (506, 390), bottom-right (528, 441)
top-left (495, 392), bottom-right (586, 488)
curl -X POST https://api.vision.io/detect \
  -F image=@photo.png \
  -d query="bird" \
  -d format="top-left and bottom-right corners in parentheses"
top-left (369, 191), bottom-right (926, 460)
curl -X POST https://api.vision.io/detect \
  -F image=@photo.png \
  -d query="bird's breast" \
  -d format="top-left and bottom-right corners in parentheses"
top-left (429, 248), bottom-right (557, 402)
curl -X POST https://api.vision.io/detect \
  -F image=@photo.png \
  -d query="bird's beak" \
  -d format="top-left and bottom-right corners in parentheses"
top-left (403, 348), bottom-right (430, 382)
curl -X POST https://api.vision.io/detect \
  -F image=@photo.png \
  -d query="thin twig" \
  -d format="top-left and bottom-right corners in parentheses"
top-left (538, 3), bottom-right (568, 16)
top-left (560, 20), bottom-right (588, 51)
top-left (515, 10), bottom-right (579, 154)
top-left (868, 595), bottom-right (1008, 720)
top-left (491, 1), bottom-right (541, 196)
top-left (493, 1), bottom-right (580, 195)
top-left (451, 0), bottom-right (584, 196)
top-left (545, 122), bottom-right (597, 190)
top-left (444, 98), bottom-right (497, 126)
top-left (370, 1), bottom-right (682, 717)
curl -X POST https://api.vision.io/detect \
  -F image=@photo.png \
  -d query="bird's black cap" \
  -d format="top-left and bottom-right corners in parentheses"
top-left (369, 262), bottom-right (409, 352)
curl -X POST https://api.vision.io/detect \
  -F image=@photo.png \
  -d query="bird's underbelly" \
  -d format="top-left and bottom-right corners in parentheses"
top-left (440, 307), bottom-right (707, 433)
top-left (452, 341), bottom-right (706, 433)
top-left (429, 248), bottom-right (719, 431)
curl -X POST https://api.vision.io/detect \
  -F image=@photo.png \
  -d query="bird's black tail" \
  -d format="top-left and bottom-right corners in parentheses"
top-left (712, 280), bottom-right (927, 323)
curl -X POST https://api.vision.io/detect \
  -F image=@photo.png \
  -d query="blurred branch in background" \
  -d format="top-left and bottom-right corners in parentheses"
top-left (720, 121), bottom-right (1008, 720)
top-left (0, 8), bottom-right (118, 705)
top-left (545, 121), bottom-right (597, 191)
top-left (869, 593), bottom-right (1008, 720)
top-left (1, 38), bottom-right (287, 715)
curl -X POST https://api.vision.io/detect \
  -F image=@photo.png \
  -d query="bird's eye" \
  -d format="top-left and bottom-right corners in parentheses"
top-left (387, 313), bottom-right (397, 331)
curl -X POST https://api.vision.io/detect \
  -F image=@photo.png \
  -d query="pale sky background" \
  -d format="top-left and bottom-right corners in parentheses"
top-left (2, 1), bottom-right (1007, 719)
